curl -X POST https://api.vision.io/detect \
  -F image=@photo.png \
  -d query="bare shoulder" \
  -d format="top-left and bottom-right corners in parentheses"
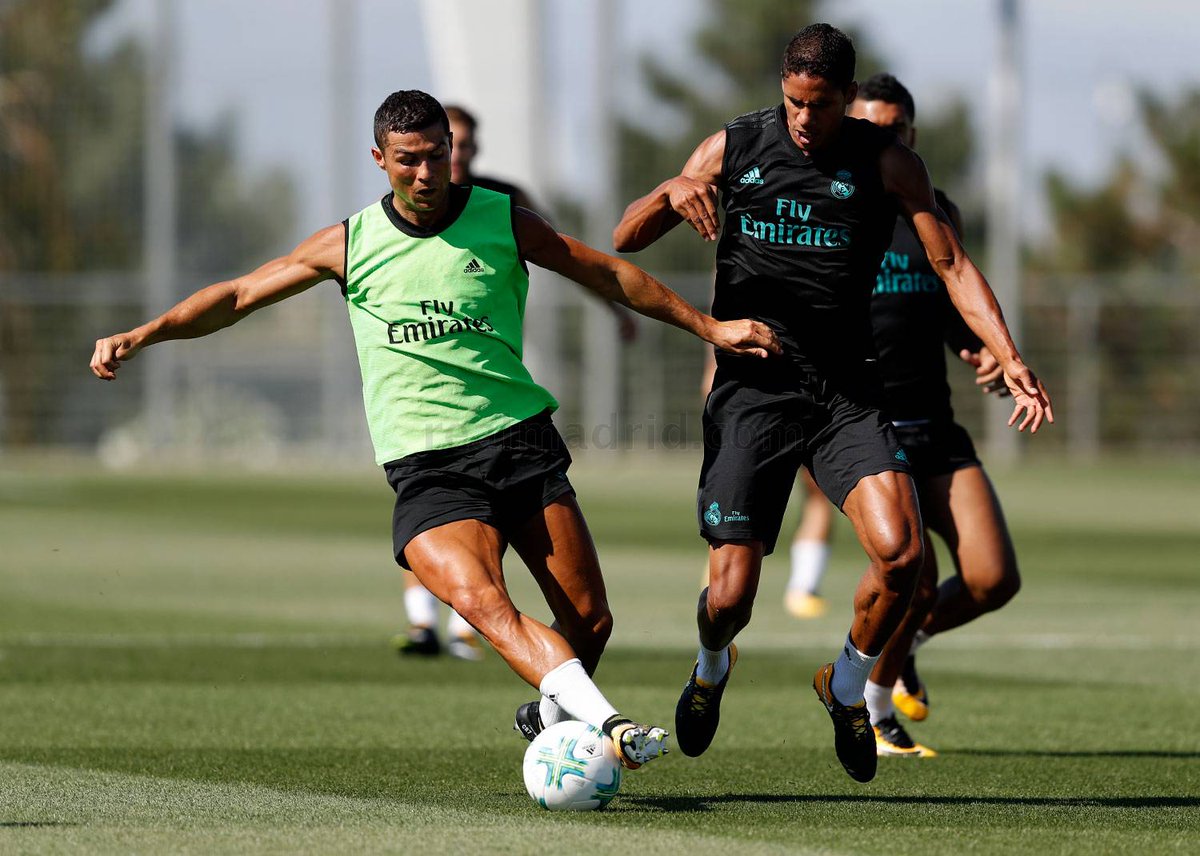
top-left (292, 222), bottom-right (347, 278)
top-left (512, 206), bottom-right (564, 262)
top-left (881, 139), bottom-right (934, 210)
top-left (682, 129), bottom-right (727, 183)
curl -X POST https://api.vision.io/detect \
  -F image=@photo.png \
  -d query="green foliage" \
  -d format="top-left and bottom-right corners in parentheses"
top-left (1038, 87), bottom-right (1200, 275)
top-left (0, 0), bottom-right (294, 274)
top-left (0, 0), bottom-right (295, 446)
top-left (1041, 160), bottom-right (1168, 273)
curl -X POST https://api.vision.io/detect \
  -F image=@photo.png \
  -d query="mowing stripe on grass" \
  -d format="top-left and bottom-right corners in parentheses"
top-left (1, 632), bottom-right (1195, 651)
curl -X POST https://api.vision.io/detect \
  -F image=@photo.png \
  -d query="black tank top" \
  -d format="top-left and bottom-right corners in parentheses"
top-left (714, 108), bottom-right (898, 382)
top-left (870, 189), bottom-right (982, 422)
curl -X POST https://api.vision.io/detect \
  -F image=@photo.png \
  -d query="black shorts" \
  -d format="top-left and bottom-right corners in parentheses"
top-left (892, 419), bottom-right (980, 480)
top-left (384, 411), bottom-right (575, 569)
top-left (697, 364), bottom-right (910, 555)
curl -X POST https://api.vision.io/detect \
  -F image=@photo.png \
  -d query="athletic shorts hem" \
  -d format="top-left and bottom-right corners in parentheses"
top-left (395, 479), bottom-right (576, 571)
top-left (698, 528), bottom-right (777, 555)
top-left (833, 461), bottom-right (911, 511)
top-left (540, 478), bottom-right (577, 512)
top-left (395, 509), bottom-right (499, 570)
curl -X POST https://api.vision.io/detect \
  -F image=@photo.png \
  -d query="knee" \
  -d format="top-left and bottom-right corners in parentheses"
top-left (874, 532), bottom-right (925, 592)
top-left (580, 603), bottom-right (614, 649)
top-left (969, 563), bottom-right (1020, 612)
top-left (706, 581), bottom-right (755, 627)
top-left (447, 584), bottom-right (515, 633)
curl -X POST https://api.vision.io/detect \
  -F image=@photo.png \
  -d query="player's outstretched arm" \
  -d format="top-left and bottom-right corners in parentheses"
top-left (90, 224), bottom-right (346, 381)
top-left (883, 143), bottom-right (1053, 432)
top-left (612, 130), bottom-right (725, 251)
top-left (516, 208), bottom-right (779, 359)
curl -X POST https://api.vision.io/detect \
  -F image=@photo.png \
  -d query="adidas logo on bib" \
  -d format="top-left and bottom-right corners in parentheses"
top-left (739, 165), bottom-right (764, 185)
top-left (463, 258), bottom-right (486, 275)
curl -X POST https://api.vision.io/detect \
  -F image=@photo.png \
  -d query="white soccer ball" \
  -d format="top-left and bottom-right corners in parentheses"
top-left (522, 720), bottom-right (622, 811)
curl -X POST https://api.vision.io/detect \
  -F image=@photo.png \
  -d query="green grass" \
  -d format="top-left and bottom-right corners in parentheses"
top-left (1, 455), bottom-right (1198, 854)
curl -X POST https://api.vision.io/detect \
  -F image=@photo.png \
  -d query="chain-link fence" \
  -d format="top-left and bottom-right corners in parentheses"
top-left (4, 269), bottom-right (1196, 464)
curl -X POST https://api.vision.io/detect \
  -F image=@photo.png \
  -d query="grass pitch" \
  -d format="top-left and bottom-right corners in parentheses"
top-left (1, 455), bottom-right (1198, 854)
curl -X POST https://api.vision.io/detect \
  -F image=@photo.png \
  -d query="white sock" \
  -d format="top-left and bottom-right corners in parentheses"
top-left (446, 609), bottom-right (474, 640)
top-left (829, 634), bottom-right (879, 705)
top-left (864, 679), bottom-right (894, 725)
top-left (788, 540), bottom-right (831, 594)
top-left (695, 643), bottom-right (730, 685)
top-left (910, 629), bottom-right (931, 655)
top-left (539, 697), bottom-right (569, 728)
top-left (538, 658), bottom-right (618, 729)
top-left (404, 584), bottom-right (439, 629)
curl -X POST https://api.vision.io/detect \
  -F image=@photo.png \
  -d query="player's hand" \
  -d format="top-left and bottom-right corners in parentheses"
top-left (1001, 361), bottom-right (1054, 433)
top-left (707, 319), bottom-right (781, 359)
top-left (667, 176), bottom-right (721, 242)
top-left (90, 333), bottom-right (141, 380)
top-left (959, 347), bottom-right (1009, 397)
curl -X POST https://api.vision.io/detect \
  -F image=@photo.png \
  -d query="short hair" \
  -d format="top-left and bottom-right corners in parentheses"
top-left (781, 23), bottom-right (856, 88)
top-left (373, 90), bottom-right (449, 148)
top-left (858, 73), bottom-right (916, 122)
top-left (444, 105), bottom-right (477, 132)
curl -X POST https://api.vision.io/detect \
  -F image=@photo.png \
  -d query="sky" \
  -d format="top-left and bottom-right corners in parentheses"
top-left (100, 0), bottom-right (1200, 244)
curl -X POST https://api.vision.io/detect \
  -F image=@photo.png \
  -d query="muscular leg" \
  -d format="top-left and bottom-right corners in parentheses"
top-left (700, 540), bottom-right (765, 651)
top-left (920, 466), bottom-right (1019, 637)
top-left (405, 519), bottom-right (576, 687)
top-left (510, 494), bottom-right (613, 675)
top-left (811, 470), bottom-right (922, 781)
top-left (841, 471), bottom-right (925, 659)
top-left (868, 530), bottom-right (938, 690)
top-left (673, 538), bottom-right (763, 757)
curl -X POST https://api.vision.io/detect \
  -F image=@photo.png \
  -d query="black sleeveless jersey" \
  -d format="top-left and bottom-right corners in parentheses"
top-left (870, 189), bottom-right (982, 422)
top-left (714, 108), bottom-right (898, 381)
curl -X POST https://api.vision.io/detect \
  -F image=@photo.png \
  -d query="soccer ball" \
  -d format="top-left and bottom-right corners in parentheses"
top-left (522, 720), bottom-right (622, 811)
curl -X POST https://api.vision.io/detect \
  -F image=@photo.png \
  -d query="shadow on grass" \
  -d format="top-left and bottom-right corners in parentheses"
top-left (624, 794), bottom-right (1200, 813)
top-left (951, 749), bottom-right (1200, 759)
top-left (8, 747), bottom-right (1198, 817)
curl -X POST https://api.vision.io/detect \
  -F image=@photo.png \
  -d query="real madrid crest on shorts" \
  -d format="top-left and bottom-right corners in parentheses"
top-left (704, 501), bottom-right (721, 527)
top-left (830, 169), bottom-right (856, 199)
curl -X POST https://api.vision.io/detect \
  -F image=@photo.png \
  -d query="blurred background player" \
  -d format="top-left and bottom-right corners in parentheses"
top-left (846, 73), bottom-right (1023, 758)
top-left (395, 103), bottom-right (636, 660)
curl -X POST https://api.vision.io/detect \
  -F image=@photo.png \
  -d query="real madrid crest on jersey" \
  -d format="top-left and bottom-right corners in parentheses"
top-left (830, 169), bottom-right (856, 199)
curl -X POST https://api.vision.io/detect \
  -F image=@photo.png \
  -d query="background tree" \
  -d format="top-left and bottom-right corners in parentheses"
top-left (1030, 87), bottom-right (1200, 447)
top-left (0, 0), bottom-right (294, 446)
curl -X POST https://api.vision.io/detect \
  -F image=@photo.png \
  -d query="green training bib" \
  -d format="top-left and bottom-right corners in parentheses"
top-left (343, 187), bottom-right (557, 464)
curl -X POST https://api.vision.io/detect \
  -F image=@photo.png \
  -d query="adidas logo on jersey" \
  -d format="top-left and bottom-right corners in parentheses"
top-left (463, 258), bottom-right (486, 275)
top-left (739, 166), bottom-right (764, 185)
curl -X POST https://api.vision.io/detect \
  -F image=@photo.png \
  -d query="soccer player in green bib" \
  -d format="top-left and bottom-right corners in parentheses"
top-left (90, 89), bottom-right (781, 771)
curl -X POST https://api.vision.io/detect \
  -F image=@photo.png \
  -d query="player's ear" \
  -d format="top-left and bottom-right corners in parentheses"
top-left (845, 81), bottom-right (859, 106)
top-left (371, 146), bottom-right (386, 170)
